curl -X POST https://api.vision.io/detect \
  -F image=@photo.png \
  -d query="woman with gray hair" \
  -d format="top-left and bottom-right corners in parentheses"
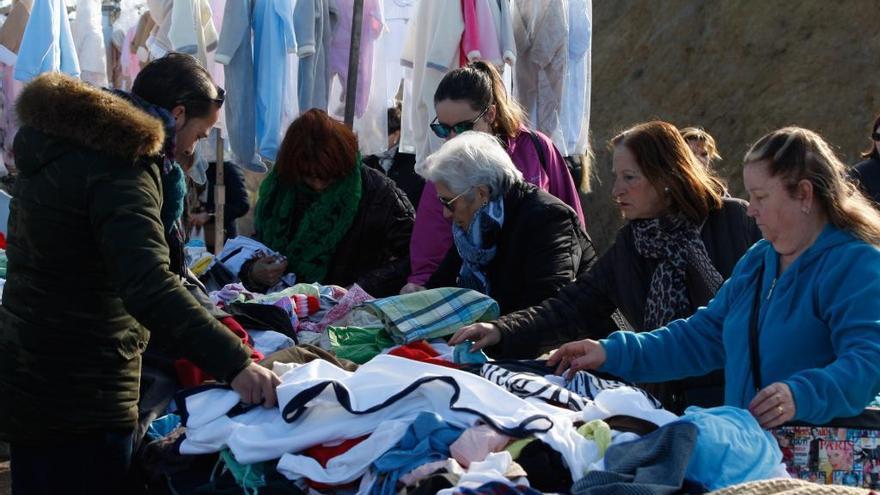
top-left (418, 132), bottom-right (599, 333)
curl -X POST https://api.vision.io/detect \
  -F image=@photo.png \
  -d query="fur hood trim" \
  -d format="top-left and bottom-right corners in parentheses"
top-left (16, 73), bottom-right (165, 159)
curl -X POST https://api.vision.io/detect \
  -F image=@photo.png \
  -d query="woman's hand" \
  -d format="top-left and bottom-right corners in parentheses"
top-left (749, 382), bottom-right (796, 428)
top-left (230, 362), bottom-right (281, 407)
top-left (547, 339), bottom-right (606, 379)
top-left (448, 322), bottom-right (502, 351)
top-left (250, 255), bottom-right (288, 288)
top-left (400, 283), bottom-right (426, 294)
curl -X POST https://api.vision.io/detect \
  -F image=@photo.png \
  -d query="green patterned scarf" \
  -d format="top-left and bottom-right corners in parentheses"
top-left (254, 162), bottom-right (362, 284)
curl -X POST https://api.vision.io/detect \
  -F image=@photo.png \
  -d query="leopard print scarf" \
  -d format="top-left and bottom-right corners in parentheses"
top-left (632, 215), bottom-right (723, 330)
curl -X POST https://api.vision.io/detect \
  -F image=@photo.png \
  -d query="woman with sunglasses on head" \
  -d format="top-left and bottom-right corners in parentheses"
top-left (238, 109), bottom-right (415, 297)
top-left (0, 53), bottom-right (279, 494)
top-left (850, 114), bottom-right (880, 205)
top-left (451, 121), bottom-right (762, 413)
top-left (418, 131), bottom-right (594, 317)
top-left (400, 61), bottom-right (585, 294)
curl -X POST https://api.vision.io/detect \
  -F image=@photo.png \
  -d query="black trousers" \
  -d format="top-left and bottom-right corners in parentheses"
top-left (11, 429), bottom-right (134, 495)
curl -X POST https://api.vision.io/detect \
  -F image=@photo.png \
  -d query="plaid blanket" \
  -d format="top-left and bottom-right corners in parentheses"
top-left (363, 288), bottom-right (500, 344)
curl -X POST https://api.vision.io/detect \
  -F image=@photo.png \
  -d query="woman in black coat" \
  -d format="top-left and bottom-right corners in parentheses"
top-left (451, 121), bottom-right (762, 412)
top-left (850, 113), bottom-right (880, 205)
top-left (239, 109), bottom-right (414, 297)
top-left (418, 131), bottom-right (598, 319)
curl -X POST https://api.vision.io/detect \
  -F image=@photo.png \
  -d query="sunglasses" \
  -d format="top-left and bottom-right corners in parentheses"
top-left (177, 86), bottom-right (226, 109)
top-left (430, 107), bottom-right (489, 139)
top-left (872, 131), bottom-right (880, 142)
top-left (438, 186), bottom-right (474, 211)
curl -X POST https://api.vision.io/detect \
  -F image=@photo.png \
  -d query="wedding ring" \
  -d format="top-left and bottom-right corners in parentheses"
top-left (777, 405), bottom-right (784, 414)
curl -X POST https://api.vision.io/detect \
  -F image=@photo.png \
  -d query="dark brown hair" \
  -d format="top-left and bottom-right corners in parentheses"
top-left (433, 61), bottom-right (525, 139)
top-left (611, 121), bottom-right (726, 223)
top-left (860, 114), bottom-right (880, 160)
top-left (745, 127), bottom-right (880, 245)
top-left (132, 52), bottom-right (220, 119)
top-left (275, 109), bottom-right (358, 186)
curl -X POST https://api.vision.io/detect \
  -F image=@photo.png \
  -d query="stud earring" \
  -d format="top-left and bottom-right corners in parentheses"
top-left (664, 187), bottom-right (670, 193)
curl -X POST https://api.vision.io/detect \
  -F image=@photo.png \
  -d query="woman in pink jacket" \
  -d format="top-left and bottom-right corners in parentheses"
top-left (401, 61), bottom-right (585, 293)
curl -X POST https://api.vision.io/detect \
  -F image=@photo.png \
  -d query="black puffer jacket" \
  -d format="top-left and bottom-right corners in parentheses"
top-left (244, 166), bottom-right (414, 297)
top-left (428, 182), bottom-right (598, 320)
top-left (0, 74), bottom-right (251, 444)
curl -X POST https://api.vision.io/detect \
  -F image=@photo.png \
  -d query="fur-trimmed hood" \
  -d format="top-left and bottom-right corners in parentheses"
top-left (15, 72), bottom-right (165, 160)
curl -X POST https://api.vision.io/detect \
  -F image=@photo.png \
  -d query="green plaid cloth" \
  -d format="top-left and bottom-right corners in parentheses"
top-left (362, 287), bottom-right (500, 344)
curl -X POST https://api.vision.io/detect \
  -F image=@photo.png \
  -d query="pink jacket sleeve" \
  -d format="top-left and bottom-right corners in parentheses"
top-left (408, 181), bottom-right (455, 285)
top-left (540, 132), bottom-right (586, 228)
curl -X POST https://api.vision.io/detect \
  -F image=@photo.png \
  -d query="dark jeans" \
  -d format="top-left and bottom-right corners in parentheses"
top-left (10, 429), bottom-right (134, 495)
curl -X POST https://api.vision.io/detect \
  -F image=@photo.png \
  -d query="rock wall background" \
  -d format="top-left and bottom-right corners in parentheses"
top-left (585, 0), bottom-right (880, 251)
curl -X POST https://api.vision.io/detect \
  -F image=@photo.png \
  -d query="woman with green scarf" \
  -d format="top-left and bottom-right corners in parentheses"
top-left (241, 109), bottom-right (415, 297)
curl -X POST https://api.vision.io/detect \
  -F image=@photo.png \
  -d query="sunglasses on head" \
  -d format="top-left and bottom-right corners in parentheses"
top-left (177, 86), bottom-right (226, 109)
top-left (872, 131), bottom-right (880, 142)
top-left (430, 107), bottom-right (489, 139)
top-left (438, 186), bottom-right (474, 211)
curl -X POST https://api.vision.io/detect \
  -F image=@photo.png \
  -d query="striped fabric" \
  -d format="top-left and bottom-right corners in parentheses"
top-left (363, 288), bottom-right (500, 344)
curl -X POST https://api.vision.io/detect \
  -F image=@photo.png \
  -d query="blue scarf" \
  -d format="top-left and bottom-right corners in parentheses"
top-left (452, 196), bottom-right (505, 295)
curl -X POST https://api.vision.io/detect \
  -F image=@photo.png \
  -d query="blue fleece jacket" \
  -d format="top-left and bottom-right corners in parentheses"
top-left (600, 224), bottom-right (880, 425)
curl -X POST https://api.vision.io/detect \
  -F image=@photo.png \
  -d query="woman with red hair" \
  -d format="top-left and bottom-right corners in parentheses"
top-left (239, 109), bottom-right (415, 296)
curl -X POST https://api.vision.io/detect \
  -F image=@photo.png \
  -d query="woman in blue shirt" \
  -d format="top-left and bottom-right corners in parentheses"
top-left (549, 127), bottom-right (880, 429)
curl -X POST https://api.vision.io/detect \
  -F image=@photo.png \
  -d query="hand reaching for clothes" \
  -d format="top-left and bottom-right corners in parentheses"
top-left (250, 255), bottom-right (288, 287)
top-left (230, 362), bottom-right (281, 407)
top-left (749, 381), bottom-right (796, 428)
top-left (448, 322), bottom-right (502, 351)
top-left (547, 339), bottom-right (607, 379)
top-left (400, 283), bottom-right (426, 294)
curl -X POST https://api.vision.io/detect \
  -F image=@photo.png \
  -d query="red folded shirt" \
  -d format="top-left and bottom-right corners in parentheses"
top-left (388, 340), bottom-right (460, 369)
top-left (174, 316), bottom-right (264, 388)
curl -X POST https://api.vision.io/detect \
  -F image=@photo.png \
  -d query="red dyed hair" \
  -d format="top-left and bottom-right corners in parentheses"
top-left (275, 109), bottom-right (358, 185)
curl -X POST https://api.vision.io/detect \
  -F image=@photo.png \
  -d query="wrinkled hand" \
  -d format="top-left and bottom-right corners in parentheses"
top-left (400, 283), bottom-right (426, 294)
top-left (230, 362), bottom-right (281, 407)
top-left (547, 339), bottom-right (606, 379)
top-left (250, 255), bottom-right (287, 287)
top-left (749, 382), bottom-right (796, 428)
top-left (448, 322), bottom-right (501, 351)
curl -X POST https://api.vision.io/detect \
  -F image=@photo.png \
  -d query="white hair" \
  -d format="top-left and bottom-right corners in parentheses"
top-left (416, 131), bottom-right (523, 199)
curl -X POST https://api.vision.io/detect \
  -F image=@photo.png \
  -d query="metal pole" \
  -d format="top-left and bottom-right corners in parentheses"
top-left (213, 129), bottom-right (225, 256)
top-left (343, 0), bottom-right (365, 127)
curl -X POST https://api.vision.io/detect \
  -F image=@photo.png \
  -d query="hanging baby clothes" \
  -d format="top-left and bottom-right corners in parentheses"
top-left (14, 0), bottom-right (80, 82)
top-left (558, 0), bottom-right (591, 157)
top-left (399, 1), bottom-right (464, 165)
top-left (72, 0), bottom-right (108, 86)
top-left (461, 0), bottom-right (502, 66)
top-left (0, 0), bottom-right (33, 65)
top-left (329, 0), bottom-right (384, 118)
top-left (146, 0), bottom-right (216, 66)
top-left (295, 0), bottom-right (335, 113)
top-left (215, 0), bottom-right (264, 171)
top-left (493, 0), bottom-right (516, 66)
top-left (381, 0), bottom-right (414, 105)
top-left (511, 0), bottom-right (568, 147)
top-left (253, 0), bottom-right (295, 161)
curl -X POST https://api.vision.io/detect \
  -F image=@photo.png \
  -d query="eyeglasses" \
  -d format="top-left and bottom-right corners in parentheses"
top-left (430, 107), bottom-right (489, 139)
top-left (438, 186), bottom-right (474, 211)
top-left (872, 131), bottom-right (880, 142)
top-left (177, 86), bottom-right (226, 109)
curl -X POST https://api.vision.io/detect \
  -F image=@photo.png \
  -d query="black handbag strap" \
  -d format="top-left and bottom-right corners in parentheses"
top-left (526, 129), bottom-right (549, 174)
top-left (749, 262), bottom-right (765, 393)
